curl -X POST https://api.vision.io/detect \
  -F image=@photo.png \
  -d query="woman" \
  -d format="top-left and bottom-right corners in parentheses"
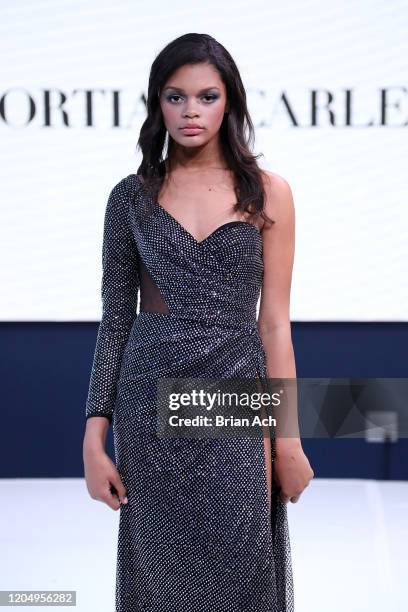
top-left (83, 33), bottom-right (313, 612)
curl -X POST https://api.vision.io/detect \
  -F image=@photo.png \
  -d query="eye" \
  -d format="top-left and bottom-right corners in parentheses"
top-left (166, 93), bottom-right (219, 104)
top-left (167, 94), bottom-right (183, 103)
top-left (202, 94), bottom-right (218, 103)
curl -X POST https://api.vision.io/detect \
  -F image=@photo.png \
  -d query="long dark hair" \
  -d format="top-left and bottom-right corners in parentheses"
top-left (136, 33), bottom-right (274, 227)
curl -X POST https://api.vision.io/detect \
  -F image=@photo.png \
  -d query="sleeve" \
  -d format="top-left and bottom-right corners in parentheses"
top-left (85, 177), bottom-right (140, 423)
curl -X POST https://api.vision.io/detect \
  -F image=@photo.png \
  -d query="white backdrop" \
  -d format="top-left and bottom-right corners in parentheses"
top-left (1, 0), bottom-right (407, 321)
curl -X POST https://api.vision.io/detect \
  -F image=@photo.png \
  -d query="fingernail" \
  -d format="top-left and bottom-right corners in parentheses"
top-left (123, 497), bottom-right (128, 504)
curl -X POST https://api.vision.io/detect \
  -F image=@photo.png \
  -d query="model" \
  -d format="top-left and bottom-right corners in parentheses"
top-left (83, 32), bottom-right (314, 612)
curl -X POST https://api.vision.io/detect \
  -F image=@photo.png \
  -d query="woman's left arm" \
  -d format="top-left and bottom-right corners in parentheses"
top-left (258, 170), bottom-right (314, 503)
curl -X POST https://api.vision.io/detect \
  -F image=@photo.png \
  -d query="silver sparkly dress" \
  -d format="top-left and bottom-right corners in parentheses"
top-left (85, 173), bottom-right (294, 611)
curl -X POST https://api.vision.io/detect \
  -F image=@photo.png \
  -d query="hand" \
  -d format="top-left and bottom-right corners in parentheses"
top-left (273, 439), bottom-right (314, 504)
top-left (83, 444), bottom-right (128, 511)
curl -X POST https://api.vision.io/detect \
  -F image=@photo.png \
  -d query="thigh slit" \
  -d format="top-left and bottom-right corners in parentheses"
top-left (255, 372), bottom-right (273, 522)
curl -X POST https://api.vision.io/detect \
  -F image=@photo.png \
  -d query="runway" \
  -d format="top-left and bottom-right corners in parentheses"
top-left (0, 477), bottom-right (405, 611)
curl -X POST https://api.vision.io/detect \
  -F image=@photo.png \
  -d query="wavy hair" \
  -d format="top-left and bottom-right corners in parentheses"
top-left (136, 32), bottom-right (274, 226)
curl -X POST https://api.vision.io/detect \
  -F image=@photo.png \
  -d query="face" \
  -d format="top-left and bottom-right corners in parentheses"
top-left (159, 62), bottom-right (228, 148)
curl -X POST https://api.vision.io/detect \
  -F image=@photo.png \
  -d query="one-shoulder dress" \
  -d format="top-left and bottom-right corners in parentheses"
top-left (85, 173), bottom-right (294, 612)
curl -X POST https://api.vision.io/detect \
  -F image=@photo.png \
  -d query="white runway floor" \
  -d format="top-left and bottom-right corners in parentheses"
top-left (0, 478), bottom-right (406, 611)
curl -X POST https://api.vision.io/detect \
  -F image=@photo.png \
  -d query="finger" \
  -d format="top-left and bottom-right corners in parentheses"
top-left (106, 495), bottom-right (121, 511)
top-left (98, 485), bottom-right (121, 511)
top-left (109, 473), bottom-right (128, 505)
top-left (273, 480), bottom-right (287, 503)
top-left (279, 492), bottom-right (290, 504)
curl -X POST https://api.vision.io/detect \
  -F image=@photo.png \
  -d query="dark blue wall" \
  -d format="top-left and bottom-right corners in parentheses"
top-left (1, 322), bottom-right (407, 479)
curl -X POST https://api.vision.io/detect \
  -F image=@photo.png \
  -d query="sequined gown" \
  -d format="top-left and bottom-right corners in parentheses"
top-left (85, 174), bottom-right (294, 612)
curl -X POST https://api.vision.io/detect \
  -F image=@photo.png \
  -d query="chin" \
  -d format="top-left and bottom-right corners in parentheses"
top-left (173, 136), bottom-right (208, 147)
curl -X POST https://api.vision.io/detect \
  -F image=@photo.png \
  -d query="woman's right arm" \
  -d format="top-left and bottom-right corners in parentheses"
top-left (83, 416), bottom-right (129, 510)
top-left (83, 177), bottom-right (140, 510)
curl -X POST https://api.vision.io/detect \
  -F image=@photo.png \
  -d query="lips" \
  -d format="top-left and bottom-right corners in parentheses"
top-left (180, 126), bottom-right (204, 136)
top-left (180, 125), bottom-right (203, 129)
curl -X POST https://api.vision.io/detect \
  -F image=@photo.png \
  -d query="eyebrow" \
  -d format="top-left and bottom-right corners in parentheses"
top-left (162, 86), bottom-right (220, 93)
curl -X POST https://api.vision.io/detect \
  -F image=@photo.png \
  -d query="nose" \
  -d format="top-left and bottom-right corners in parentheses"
top-left (183, 99), bottom-right (199, 117)
top-left (184, 109), bottom-right (199, 118)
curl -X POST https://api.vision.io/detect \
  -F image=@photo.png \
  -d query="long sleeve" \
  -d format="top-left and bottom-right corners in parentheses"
top-left (85, 177), bottom-right (140, 423)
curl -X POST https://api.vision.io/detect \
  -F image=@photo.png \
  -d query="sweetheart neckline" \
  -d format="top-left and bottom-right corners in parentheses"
top-left (133, 173), bottom-right (262, 246)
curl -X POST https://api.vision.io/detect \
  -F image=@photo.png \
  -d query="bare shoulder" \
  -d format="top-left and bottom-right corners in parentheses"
top-left (259, 169), bottom-right (295, 229)
top-left (260, 169), bottom-right (292, 192)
